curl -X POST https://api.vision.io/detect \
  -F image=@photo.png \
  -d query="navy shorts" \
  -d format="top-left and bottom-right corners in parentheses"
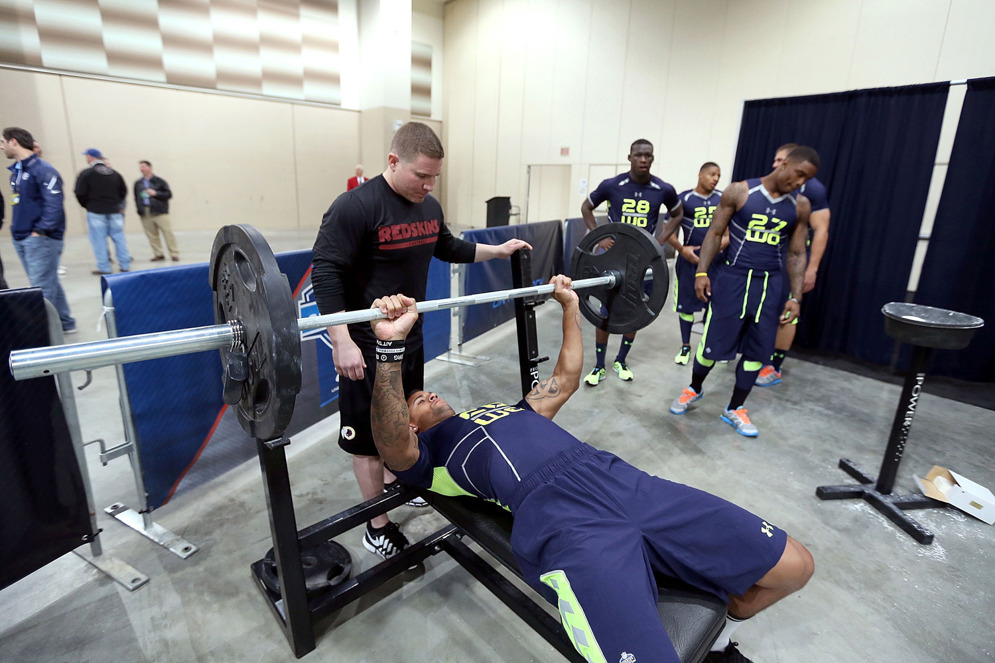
top-left (673, 253), bottom-right (706, 315)
top-left (511, 446), bottom-right (787, 663)
top-left (698, 265), bottom-right (783, 362)
top-left (338, 345), bottom-right (425, 456)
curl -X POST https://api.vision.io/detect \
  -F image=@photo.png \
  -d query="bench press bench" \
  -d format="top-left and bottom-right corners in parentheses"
top-left (250, 248), bottom-right (726, 659)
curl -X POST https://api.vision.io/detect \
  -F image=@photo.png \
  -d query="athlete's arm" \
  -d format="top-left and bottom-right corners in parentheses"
top-left (804, 208), bottom-right (830, 292)
top-left (666, 228), bottom-right (699, 263)
top-left (782, 196), bottom-right (811, 323)
top-left (526, 276), bottom-right (582, 421)
top-left (370, 294), bottom-right (421, 471)
top-left (695, 182), bottom-right (747, 301)
top-left (656, 202), bottom-right (683, 245)
top-left (580, 197), bottom-right (599, 232)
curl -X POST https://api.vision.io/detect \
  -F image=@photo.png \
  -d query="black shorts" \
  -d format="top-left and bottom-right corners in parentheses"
top-left (337, 346), bottom-right (425, 456)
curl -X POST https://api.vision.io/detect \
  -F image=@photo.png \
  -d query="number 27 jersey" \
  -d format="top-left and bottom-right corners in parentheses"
top-left (588, 173), bottom-right (679, 234)
top-left (725, 178), bottom-right (799, 271)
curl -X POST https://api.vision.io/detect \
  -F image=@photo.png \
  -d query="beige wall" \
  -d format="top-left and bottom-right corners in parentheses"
top-left (442, 0), bottom-right (995, 227)
top-left (1, 66), bottom-right (361, 236)
top-left (0, 1), bottom-right (449, 237)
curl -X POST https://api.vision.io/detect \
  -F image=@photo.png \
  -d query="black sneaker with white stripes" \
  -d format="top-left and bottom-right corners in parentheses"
top-left (362, 522), bottom-right (410, 560)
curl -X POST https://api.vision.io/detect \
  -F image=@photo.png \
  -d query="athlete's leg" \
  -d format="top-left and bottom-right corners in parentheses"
top-left (727, 536), bottom-right (814, 618)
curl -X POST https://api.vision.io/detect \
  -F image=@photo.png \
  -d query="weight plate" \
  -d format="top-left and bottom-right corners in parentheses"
top-left (569, 224), bottom-right (669, 334)
top-left (259, 540), bottom-right (352, 596)
top-left (210, 225), bottom-right (302, 441)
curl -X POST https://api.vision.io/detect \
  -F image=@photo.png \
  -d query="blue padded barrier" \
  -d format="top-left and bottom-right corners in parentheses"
top-left (460, 220), bottom-right (563, 344)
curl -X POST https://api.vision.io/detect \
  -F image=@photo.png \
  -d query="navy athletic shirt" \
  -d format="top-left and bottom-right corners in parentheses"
top-left (798, 177), bottom-right (828, 213)
top-left (588, 173), bottom-right (680, 234)
top-left (725, 179), bottom-right (800, 271)
top-left (390, 399), bottom-right (581, 512)
top-left (677, 189), bottom-right (723, 246)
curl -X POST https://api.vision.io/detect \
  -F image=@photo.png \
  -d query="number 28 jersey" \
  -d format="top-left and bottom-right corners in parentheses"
top-left (588, 173), bottom-right (679, 234)
top-left (725, 178), bottom-right (800, 271)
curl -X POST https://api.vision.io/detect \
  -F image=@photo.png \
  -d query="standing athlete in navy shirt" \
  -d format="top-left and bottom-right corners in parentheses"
top-left (367, 276), bottom-right (813, 663)
top-left (756, 143), bottom-right (832, 387)
top-left (667, 162), bottom-right (725, 365)
top-left (579, 139), bottom-right (682, 385)
top-left (669, 147), bottom-right (820, 437)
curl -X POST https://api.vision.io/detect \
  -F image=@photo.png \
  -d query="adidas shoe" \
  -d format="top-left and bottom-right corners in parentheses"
top-left (584, 366), bottom-right (607, 386)
top-left (362, 522), bottom-right (409, 560)
top-left (721, 408), bottom-right (759, 437)
top-left (704, 641), bottom-right (755, 663)
top-left (674, 346), bottom-right (691, 365)
top-left (384, 480), bottom-right (428, 507)
top-left (613, 360), bottom-right (633, 381)
top-left (670, 387), bottom-right (702, 414)
top-left (755, 365), bottom-right (782, 387)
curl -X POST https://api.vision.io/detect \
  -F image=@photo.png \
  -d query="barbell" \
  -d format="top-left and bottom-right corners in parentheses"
top-left (9, 223), bottom-right (668, 440)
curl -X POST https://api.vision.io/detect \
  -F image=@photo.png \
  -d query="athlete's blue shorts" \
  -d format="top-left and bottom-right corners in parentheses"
top-left (673, 253), bottom-right (707, 315)
top-left (510, 444), bottom-right (787, 663)
top-left (698, 265), bottom-right (783, 362)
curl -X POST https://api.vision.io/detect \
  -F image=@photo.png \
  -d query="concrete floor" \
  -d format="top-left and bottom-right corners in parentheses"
top-left (1, 228), bottom-right (993, 662)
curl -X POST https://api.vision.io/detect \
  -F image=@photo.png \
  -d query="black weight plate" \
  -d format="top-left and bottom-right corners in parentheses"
top-left (259, 540), bottom-right (352, 596)
top-left (210, 225), bottom-right (302, 441)
top-left (569, 224), bottom-right (669, 334)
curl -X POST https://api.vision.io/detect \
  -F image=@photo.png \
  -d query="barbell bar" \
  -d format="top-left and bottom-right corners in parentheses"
top-left (9, 273), bottom-right (619, 381)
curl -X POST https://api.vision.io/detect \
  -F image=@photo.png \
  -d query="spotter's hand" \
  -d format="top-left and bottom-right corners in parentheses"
top-left (495, 238), bottom-right (533, 257)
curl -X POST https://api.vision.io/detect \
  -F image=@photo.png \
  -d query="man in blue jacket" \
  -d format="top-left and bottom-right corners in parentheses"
top-left (2, 127), bottom-right (76, 334)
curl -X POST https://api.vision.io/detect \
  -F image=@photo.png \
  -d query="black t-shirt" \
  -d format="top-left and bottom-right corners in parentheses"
top-left (311, 174), bottom-right (476, 349)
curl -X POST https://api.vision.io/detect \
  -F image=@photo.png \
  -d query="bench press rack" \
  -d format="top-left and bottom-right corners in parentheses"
top-left (250, 248), bottom-right (727, 660)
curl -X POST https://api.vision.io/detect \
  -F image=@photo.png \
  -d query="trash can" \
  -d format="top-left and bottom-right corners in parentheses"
top-left (486, 196), bottom-right (511, 227)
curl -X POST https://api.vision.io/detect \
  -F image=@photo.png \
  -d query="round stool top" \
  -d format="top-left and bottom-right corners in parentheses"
top-left (882, 302), bottom-right (984, 349)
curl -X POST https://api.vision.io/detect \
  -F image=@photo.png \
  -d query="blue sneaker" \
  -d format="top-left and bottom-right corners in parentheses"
top-left (721, 408), bottom-right (759, 437)
top-left (755, 365), bottom-right (782, 387)
top-left (670, 387), bottom-right (702, 414)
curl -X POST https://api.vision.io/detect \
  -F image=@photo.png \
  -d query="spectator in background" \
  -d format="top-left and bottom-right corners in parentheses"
top-left (134, 160), bottom-right (177, 262)
top-left (0, 189), bottom-right (7, 289)
top-left (2, 126), bottom-right (76, 333)
top-left (347, 164), bottom-right (367, 191)
top-left (74, 148), bottom-right (131, 275)
top-left (32, 140), bottom-right (67, 276)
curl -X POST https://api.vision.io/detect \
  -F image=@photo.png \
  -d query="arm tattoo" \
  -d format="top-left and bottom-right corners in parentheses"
top-left (371, 364), bottom-right (412, 460)
top-left (526, 376), bottom-right (561, 403)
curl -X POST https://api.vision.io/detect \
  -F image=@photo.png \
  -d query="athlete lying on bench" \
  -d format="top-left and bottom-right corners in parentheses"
top-left (368, 275), bottom-right (814, 663)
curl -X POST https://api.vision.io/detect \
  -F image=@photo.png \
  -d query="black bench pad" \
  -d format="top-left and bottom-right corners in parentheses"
top-left (420, 491), bottom-right (727, 663)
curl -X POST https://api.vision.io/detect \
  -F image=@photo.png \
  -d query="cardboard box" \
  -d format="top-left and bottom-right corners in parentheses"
top-left (915, 466), bottom-right (995, 525)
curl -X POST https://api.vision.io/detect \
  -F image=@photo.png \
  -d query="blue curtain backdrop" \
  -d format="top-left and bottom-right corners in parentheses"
top-left (913, 77), bottom-right (995, 382)
top-left (732, 83), bottom-right (949, 365)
